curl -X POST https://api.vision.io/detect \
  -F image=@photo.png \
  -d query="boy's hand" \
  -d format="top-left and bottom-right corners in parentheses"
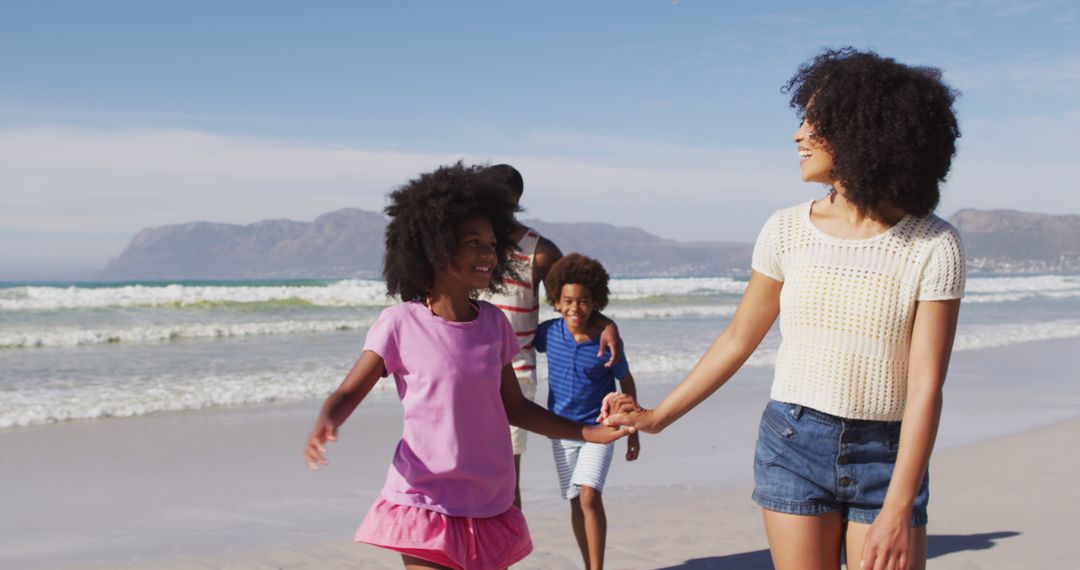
top-left (598, 392), bottom-right (642, 423)
top-left (626, 433), bottom-right (640, 461)
top-left (303, 417), bottom-right (338, 470)
top-left (582, 423), bottom-right (632, 444)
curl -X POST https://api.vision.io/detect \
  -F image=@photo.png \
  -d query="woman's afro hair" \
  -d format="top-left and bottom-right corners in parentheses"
top-left (784, 47), bottom-right (960, 217)
top-left (382, 161), bottom-right (521, 301)
top-left (544, 253), bottom-right (611, 311)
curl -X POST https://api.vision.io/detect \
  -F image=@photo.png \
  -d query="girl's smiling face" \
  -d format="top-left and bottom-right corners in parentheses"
top-left (447, 216), bottom-right (498, 290)
top-left (794, 119), bottom-right (835, 185)
top-left (555, 283), bottom-right (594, 333)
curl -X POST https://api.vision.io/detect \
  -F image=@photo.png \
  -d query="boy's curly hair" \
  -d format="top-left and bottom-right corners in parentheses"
top-left (544, 253), bottom-right (611, 311)
top-left (383, 161), bottom-right (521, 301)
top-left (784, 47), bottom-right (960, 217)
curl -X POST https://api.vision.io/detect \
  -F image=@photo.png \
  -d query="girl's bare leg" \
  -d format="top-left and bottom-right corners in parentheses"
top-left (762, 509), bottom-right (844, 570)
top-left (402, 554), bottom-right (453, 570)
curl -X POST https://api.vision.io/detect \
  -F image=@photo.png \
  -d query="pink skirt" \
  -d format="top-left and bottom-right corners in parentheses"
top-left (355, 498), bottom-right (532, 570)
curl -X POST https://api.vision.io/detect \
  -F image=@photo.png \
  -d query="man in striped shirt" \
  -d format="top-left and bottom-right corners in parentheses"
top-left (483, 164), bottom-right (621, 509)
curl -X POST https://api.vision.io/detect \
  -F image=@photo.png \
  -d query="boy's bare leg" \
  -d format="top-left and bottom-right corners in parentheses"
top-left (569, 497), bottom-right (590, 567)
top-left (579, 485), bottom-right (606, 570)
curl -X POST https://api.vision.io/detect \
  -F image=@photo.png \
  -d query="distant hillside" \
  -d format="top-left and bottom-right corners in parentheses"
top-left (100, 207), bottom-right (1080, 280)
top-left (101, 209), bottom-right (753, 280)
top-left (102, 209), bottom-right (387, 280)
top-left (948, 209), bottom-right (1080, 274)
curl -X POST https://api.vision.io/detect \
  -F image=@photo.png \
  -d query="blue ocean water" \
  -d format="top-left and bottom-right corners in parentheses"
top-left (2, 275), bottom-right (1079, 429)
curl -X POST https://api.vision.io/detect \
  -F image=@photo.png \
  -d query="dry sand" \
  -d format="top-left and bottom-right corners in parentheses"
top-left (2, 337), bottom-right (1077, 569)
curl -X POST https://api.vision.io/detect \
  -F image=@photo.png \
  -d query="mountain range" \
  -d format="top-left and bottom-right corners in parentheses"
top-left (100, 207), bottom-right (1080, 280)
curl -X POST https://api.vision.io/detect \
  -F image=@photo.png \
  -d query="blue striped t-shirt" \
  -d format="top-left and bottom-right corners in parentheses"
top-left (534, 318), bottom-right (630, 424)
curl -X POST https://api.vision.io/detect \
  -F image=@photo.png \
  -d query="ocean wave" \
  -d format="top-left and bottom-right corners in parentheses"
top-left (2, 274), bottom-right (1078, 312)
top-left (606, 277), bottom-right (748, 299)
top-left (4, 318), bottom-right (1078, 428)
top-left (0, 366), bottom-right (399, 429)
top-left (965, 275), bottom-right (1080, 293)
top-left (0, 280), bottom-right (392, 311)
top-left (0, 318), bottom-right (376, 349)
top-left (953, 319), bottom-right (1080, 351)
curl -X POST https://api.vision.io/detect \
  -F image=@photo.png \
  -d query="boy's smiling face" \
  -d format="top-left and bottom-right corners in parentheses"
top-left (555, 283), bottom-right (594, 333)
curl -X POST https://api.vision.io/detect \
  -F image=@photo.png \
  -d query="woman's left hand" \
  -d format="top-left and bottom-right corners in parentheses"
top-left (860, 508), bottom-right (911, 570)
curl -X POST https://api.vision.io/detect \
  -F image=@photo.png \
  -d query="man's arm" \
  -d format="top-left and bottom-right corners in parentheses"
top-left (532, 235), bottom-right (563, 288)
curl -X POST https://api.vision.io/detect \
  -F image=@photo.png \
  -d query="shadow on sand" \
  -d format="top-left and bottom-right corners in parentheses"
top-left (654, 531), bottom-right (1020, 569)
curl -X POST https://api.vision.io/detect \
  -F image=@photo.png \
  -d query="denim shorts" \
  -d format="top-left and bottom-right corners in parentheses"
top-left (752, 400), bottom-right (929, 526)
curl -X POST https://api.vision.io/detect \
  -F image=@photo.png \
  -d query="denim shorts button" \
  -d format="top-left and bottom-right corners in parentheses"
top-left (838, 455), bottom-right (851, 465)
top-left (839, 476), bottom-right (852, 487)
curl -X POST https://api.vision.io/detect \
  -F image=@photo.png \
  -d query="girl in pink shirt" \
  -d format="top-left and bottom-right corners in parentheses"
top-left (303, 162), bottom-right (628, 570)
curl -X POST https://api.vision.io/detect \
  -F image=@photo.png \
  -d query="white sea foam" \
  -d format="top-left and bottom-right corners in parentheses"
top-left (0, 366), bottom-right (399, 429)
top-left (3, 318), bottom-right (1078, 428)
top-left (2, 275), bottom-right (1077, 311)
top-left (953, 319), bottom-right (1080, 351)
top-left (606, 277), bottom-right (748, 299)
top-left (0, 280), bottom-right (392, 311)
top-left (0, 318), bottom-right (376, 349)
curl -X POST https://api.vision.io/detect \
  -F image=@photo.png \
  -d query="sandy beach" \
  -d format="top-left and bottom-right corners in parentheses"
top-left (2, 337), bottom-right (1077, 569)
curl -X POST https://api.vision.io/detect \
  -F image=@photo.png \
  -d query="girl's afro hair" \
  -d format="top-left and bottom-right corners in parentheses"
top-left (382, 161), bottom-right (521, 301)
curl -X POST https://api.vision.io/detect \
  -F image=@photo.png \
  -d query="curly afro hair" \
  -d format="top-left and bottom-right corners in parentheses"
top-left (382, 161), bottom-right (521, 301)
top-left (784, 47), bottom-right (960, 217)
top-left (544, 253), bottom-right (611, 311)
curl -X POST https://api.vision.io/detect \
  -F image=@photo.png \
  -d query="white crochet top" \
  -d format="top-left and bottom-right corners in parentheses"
top-left (752, 200), bottom-right (966, 421)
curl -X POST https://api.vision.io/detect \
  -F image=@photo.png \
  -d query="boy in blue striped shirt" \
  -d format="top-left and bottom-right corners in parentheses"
top-left (534, 253), bottom-right (639, 570)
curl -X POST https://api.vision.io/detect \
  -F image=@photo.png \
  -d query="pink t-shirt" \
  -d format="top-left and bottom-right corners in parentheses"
top-left (363, 300), bottom-right (520, 518)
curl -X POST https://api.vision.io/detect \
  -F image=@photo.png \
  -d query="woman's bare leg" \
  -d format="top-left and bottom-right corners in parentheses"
top-left (762, 509), bottom-right (844, 570)
top-left (845, 522), bottom-right (927, 570)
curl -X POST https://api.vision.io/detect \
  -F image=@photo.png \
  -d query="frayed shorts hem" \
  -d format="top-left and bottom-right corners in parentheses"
top-left (752, 490), bottom-right (928, 527)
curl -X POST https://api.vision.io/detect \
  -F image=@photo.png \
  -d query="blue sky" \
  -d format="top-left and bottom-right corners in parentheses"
top-left (2, 1), bottom-right (1078, 277)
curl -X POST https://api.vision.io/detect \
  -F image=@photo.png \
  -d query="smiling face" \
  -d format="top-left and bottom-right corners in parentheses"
top-left (555, 283), bottom-right (595, 333)
top-left (793, 119), bottom-right (836, 185)
top-left (446, 215), bottom-right (498, 290)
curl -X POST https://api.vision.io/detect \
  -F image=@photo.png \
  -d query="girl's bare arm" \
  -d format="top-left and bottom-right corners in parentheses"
top-left (303, 350), bottom-right (386, 468)
top-left (500, 364), bottom-right (627, 444)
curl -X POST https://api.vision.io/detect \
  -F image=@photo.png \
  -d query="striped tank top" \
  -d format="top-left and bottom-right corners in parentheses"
top-left (487, 228), bottom-right (541, 384)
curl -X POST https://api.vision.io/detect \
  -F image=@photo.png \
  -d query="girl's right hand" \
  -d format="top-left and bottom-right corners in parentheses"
top-left (303, 418), bottom-right (338, 470)
top-left (582, 423), bottom-right (632, 444)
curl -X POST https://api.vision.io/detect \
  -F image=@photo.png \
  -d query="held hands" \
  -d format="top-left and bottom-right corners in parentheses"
top-left (303, 416), bottom-right (339, 470)
top-left (861, 507), bottom-right (911, 570)
top-left (597, 392), bottom-right (661, 434)
top-left (582, 423), bottom-right (632, 444)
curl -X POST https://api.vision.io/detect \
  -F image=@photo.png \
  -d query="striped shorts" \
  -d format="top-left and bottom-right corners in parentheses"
top-left (550, 438), bottom-right (614, 500)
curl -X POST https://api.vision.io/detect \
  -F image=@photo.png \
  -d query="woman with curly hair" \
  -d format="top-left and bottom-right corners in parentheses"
top-left (303, 162), bottom-right (628, 570)
top-left (602, 48), bottom-right (965, 570)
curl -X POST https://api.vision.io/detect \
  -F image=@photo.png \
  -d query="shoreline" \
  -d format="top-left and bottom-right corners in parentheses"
top-left (76, 416), bottom-right (1080, 569)
top-left (2, 336), bottom-right (1078, 568)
